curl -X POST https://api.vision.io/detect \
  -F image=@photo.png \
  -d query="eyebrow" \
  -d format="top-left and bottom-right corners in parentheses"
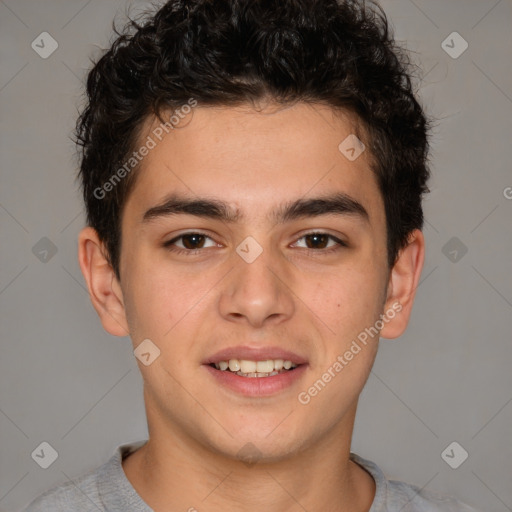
top-left (141, 192), bottom-right (369, 225)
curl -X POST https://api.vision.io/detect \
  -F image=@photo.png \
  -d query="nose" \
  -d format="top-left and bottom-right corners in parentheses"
top-left (218, 248), bottom-right (295, 328)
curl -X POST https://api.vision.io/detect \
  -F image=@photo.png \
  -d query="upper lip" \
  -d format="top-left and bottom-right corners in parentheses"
top-left (203, 345), bottom-right (308, 365)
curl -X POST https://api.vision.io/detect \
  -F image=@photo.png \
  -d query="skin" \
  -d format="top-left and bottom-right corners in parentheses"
top-left (78, 102), bottom-right (424, 512)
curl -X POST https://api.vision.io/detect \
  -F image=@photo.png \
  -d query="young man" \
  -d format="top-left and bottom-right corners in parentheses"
top-left (25, 0), bottom-right (478, 510)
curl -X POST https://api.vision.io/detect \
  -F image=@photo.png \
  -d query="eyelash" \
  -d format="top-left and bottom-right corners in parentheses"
top-left (163, 232), bottom-right (348, 256)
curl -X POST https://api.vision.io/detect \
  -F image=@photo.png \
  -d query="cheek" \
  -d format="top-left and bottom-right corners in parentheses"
top-left (122, 254), bottom-right (220, 343)
top-left (302, 265), bottom-right (385, 334)
top-left (120, 253), bottom-right (179, 341)
top-left (295, 271), bottom-right (383, 416)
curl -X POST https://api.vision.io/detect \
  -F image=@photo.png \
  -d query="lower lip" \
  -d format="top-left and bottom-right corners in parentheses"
top-left (203, 364), bottom-right (308, 397)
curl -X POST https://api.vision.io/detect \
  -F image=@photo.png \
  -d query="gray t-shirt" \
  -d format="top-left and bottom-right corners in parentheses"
top-left (24, 441), bottom-right (479, 511)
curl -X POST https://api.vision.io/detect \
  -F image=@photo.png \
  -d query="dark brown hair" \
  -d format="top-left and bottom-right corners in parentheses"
top-left (76, 0), bottom-right (431, 279)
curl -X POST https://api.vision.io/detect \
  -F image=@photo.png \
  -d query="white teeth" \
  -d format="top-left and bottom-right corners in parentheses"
top-left (240, 360), bottom-right (257, 373)
top-left (214, 358), bottom-right (297, 375)
top-left (256, 360), bottom-right (274, 373)
top-left (228, 359), bottom-right (241, 372)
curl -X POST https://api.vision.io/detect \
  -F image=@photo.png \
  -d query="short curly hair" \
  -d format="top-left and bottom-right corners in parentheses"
top-left (76, 0), bottom-right (431, 280)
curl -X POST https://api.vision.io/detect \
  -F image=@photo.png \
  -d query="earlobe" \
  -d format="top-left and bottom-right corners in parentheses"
top-left (379, 229), bottom-right (425, 340)
top-left (78, 227), bottom-right (130, 337)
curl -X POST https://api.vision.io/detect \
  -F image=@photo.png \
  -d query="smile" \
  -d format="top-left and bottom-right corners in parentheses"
top-left (211, 359), bottom-right (298, 378)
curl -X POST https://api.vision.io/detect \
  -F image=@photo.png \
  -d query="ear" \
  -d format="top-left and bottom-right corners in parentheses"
top-left (78, 226), bottom-right (130, 337)
top-left (379, 229), bottom-right (425, 340)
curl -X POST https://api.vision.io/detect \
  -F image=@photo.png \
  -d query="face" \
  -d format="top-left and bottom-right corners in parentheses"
top-left (82, 102), bottom-right (420, 463)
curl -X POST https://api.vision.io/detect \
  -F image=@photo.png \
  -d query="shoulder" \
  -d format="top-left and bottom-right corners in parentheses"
top-left (23, 441), bottom-right (148, 512)
top-left (350, 453), bottom-right (480, 512)
top-left (386, 478), bottom-right (480, 511)
top-left (23, 465), bottom-right (104, 512)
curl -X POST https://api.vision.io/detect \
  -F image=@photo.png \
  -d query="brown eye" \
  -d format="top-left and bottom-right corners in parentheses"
top-left (181, 234), bottom-right (206, 249)
top-left (165, 233), bottom-right (217, 251)
top-left (292, 233), bottom-right (347, 251)
top-left (304, 233), bottom-right (330, 249)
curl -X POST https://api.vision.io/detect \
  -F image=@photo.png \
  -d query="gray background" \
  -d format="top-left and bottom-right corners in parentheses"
top-left (1, 0), bottom-right (511, 510)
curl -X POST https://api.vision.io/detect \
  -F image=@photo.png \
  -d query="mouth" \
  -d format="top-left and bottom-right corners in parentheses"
top-left (203, 346), bottom-right (307, 396)
top-left (209, 358), bottom-right (298, 378)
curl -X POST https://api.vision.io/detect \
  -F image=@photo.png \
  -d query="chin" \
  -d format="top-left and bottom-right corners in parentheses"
top-left (198, 419), bottom-right (312, 466)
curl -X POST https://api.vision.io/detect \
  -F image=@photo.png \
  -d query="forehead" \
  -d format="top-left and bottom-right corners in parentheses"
top-left (123, 102), bottom-right (382, 222)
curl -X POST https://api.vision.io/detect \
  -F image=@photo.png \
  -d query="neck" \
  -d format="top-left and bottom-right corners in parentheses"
top-left (123, 407), bottom-right (375, 512)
